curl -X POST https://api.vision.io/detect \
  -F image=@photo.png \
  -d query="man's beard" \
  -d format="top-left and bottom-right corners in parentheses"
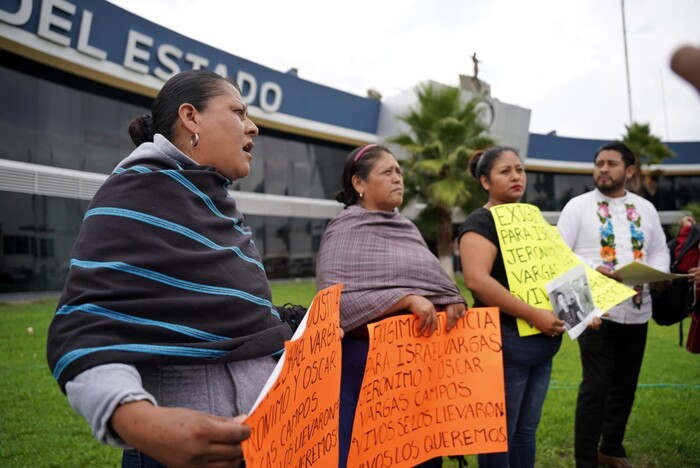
top-left (594, 176), bottom-right (626, 196)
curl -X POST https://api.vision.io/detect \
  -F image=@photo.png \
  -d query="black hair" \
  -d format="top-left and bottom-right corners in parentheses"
top-left (468, 145), bottom-right (520, 191)
top-left (593, 141), bottom-right (636, 168)
top-left (335, 144), bottom-right (392, 207)
top-left (128, 70), bottom-right (241, 146)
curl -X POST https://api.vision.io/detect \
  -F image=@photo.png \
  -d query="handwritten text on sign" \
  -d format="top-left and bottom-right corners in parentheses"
top-left (491, 204), bottom-right (634, 336)
top-left (243, 284), bottom-right (343, 468)
top-left (348, 308), bottom-right (507, 468)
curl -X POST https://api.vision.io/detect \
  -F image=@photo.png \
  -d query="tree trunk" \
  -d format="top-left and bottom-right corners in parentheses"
top-left (436, 207), bottom-right (455, 279)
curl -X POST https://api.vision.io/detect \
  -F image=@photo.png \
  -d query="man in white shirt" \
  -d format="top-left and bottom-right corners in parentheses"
top-left (557, 142), bottom-right (670, 468)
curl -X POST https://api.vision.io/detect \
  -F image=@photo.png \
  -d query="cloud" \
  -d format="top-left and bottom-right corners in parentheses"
top-left (108, 0), bottom-right (700, 141)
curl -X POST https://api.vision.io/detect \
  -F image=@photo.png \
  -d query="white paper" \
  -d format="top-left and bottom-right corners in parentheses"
top-left (545, 264), bottom-right (604, 340)
top-left (614, 261), bottom-right (689, 285)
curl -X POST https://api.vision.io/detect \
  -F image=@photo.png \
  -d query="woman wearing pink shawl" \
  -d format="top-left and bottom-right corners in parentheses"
top-left (316, 144), bottom-right (467, 467)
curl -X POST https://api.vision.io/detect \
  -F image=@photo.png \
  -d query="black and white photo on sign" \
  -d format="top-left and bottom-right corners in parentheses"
top-left (569, 276), bottom-right (596, 318)
top-left (545, 264), bottom-right (603, 340)
top-left (551, 286), bottom-right (583, 330)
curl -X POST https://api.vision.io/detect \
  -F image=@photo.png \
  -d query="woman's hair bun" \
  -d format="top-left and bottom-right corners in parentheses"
top-left (128, 113), bottom-right (156, 146)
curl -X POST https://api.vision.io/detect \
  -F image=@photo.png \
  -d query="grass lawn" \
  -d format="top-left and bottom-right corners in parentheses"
top-left (1, 280), bottom-right (698, 467)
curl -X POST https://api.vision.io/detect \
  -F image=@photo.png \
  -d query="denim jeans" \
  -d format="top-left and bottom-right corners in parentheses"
top-left (121, 450), bottom-right (248, 468)
top-left (121, 450), bottom-right (165, 468)
top-left (478, 325), bottom-right (562, 468)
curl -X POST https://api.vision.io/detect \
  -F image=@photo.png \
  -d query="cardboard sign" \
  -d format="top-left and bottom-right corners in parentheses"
top-left (491, 204), bottom-right (634, 336)
top-left (348, 308), bottom-right (506, 468)
top-left (242, 284), bottom-right (343, 468)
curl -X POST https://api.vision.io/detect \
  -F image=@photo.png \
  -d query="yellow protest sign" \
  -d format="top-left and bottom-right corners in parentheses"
top-left (348, 309), bottom-right (507, 468)
top-left (545, 223), bottom-right (635, 310)
top-left (585, 266), bottom-right (637, 310)
top-left (242, 284), bottom-right (343, 468)
top-left (491, 204), bottom-right (634, 336)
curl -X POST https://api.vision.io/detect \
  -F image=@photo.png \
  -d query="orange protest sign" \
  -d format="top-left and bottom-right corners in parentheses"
top-left (242, 284), bottom-right (343, 468)
top-left (348, 308), bottom-right (506, 468)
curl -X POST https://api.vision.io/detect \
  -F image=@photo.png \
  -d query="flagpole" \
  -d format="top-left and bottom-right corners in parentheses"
top-left (621, 0), bottom-right (633, 123)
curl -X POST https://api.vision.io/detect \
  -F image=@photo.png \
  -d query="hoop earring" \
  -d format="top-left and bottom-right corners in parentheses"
top-left (190, 132), bottom-right (199, 147)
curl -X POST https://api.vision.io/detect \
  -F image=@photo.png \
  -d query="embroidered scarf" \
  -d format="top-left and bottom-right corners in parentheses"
top-left (47, 136), bottom-right (292, 391)
top-left (596, 200), bottom-right (644, 307)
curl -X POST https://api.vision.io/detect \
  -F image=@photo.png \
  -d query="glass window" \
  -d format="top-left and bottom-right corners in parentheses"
top-left (523, 171), bottom-right (699, 212)
top-left (0, 66), bottom-right (39, 164)
top-left (80, 93), bottom-right (144, 173)
top-left (1, 63), bottom-right (353, 200)
top-left (0, 193), bottom-right (87, 292)
top-left (229, 133), bottom-right (349, 200)
top-left (244, 215), bottom-right (328, 280)
top-left (523, 172), bottom-right (594, 210)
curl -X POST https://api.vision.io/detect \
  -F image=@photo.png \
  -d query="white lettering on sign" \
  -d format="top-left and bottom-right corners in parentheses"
top-left (237, 70), bottom-right (257, 104)
top-left (260, 81), bottom-right (283, 113)
top-left (77, 10), bottom-right (106, 60)
top-left (124, 29), bottom-right (153, 74)
top-left (213, 63), bottom-right (228, 77)
top-left (185, 52), bottom-right (209, 70)
top-left (155, 44), bottom-right (184, 80)
top-left (0, 0), bottom-right (32, 25)
top-left (0, 0), bottom-right (283, 111)
top-left (38, 0), bottom-right (74, 47)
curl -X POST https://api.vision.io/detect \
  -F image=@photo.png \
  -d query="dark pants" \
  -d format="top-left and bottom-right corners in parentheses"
top-left (122, 450), bottom-right (165, 468)
top-left (575, 320), bottom-right (648, 468)
top-left (339, 336), bottom-right (441, 468)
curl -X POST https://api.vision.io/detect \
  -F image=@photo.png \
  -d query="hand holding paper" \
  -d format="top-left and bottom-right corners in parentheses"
top-left (545, 264), bottom-right (634, 339)
top-left (614, 261), bottom-right (689, 285)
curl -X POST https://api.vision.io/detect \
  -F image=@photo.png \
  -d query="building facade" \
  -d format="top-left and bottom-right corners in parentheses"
top-left (1, 0), bottom-right (698, 292)
top-left (523, 133), bottom-right (700, 219)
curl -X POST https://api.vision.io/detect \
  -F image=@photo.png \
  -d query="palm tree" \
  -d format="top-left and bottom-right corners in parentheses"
top-left (390, 83), bottom-right (495, 277)
top-left (621, 122), bottom-right (674, 194)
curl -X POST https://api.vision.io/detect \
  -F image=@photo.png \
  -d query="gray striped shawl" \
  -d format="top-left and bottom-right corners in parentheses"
top-left (316, 205), bottom-right (466, 331)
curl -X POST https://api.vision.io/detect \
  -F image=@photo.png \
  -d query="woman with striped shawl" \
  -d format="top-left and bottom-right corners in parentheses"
top-left (316, 144), bottom-right (468, 467)
top-left (47, 70), bottom-right (295, 467)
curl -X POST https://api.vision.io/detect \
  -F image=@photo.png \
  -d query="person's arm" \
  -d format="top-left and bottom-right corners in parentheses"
top-left (459, 231), bottom-right (566, 336)
top-left (111, 402), bottom-right (250, 468)
top-left (67, 364), bottom-right (251, 467)
top-left (645, 208), bottom-right (671, 273)
top-left (558, 200), bottom-right (598, 268)
top-left (383, 294), bottom-right (439, 337)
top-left (689, 266), bottom-right (700, 283)
top-left (382, 293), bottom-right (466, 336)
top-left (556, 201), bottom-right (580, 254)
top-left (444, 302), bottom-right (467, 332)
top-left (65, 363), bottom-right (157, 448)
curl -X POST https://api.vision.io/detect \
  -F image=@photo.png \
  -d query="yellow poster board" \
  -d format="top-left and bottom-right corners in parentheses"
top-left (491, 204), bottom-right (635, 336)
top-left (242, 284), bottom-right (343, 467)
top-left (348, 309), bottom-right (507, 467)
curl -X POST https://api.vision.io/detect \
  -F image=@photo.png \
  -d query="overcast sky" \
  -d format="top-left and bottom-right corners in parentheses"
top-left (108, 0), bottom-right (700, 142)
